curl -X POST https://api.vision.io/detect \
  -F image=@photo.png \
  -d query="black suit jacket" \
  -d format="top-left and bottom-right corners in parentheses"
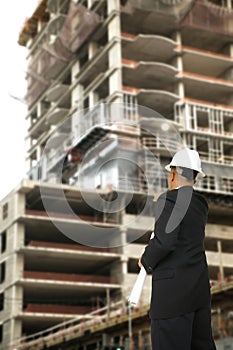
top-left (141, 186), bottom-right (211, 319)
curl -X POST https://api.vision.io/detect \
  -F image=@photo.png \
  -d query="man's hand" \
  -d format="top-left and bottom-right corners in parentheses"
top-left (138, 257), bottom-right (143, 268)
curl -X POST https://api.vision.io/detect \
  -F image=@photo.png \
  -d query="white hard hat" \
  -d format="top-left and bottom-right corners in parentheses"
top-left (165, 148), bottom-right (205, 178)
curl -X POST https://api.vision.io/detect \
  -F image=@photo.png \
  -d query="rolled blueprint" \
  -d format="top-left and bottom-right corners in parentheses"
top-left (128, 232), bottom-right (154, 306)
top-left (128, 265), bottom-right (147, 305)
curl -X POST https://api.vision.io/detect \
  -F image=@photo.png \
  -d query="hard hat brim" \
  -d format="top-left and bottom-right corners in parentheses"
top-left (164, 163), bottom-right (206, 178)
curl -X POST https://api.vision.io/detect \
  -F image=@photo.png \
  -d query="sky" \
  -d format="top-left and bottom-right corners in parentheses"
top-left (0, 1), bottom-right (38, 200)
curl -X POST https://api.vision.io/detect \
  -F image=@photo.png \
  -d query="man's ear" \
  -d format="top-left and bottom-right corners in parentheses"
top-left (171, 170), bottom-right (176, 182)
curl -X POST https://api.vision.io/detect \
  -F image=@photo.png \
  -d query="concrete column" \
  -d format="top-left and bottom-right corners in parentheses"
top-left (71, 61), bottom-right (82, 108)
top-left (177, 81), bottom-right (185, 99)
top-left (14, 192), bottom-right (25, 220)
top-left (108, 42), bottom-right (122, 92)
top-left (72, 59), bottom-right (80, 83)
top-left (217, 240), bottom-right (225, 282)
top-left (228, 44), bottom-right (233, 57)
top-left (1, 318), bottom-right (22, 350)
top-left (1, 283), bottom-right (23, 348)
top-left (71, 60), bottom-right (84, 139)
top-left (87, 0), bottom-right (94, 8)
top-left (107, 0), bottom-right (120, 13)
top-left (89, 91), bottom-right (99, 109)
top-left (107, 0), bottom-right (122, 101)
top-left (36, 145), bottom-right (41, 162)
top-left (171, 31), bottom-right (184, 100)
top-left (11, 223), bottom-right (24, 251)
top-left (172, 30), bottom-right (182, 45)
top-left (227, 0), bottom-right (232, 9)
top-left (176, 55), bottom-right (183, 72)
top-left (88, 41), bottom-right (98, 60)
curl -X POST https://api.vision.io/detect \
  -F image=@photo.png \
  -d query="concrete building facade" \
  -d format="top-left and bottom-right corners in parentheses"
top-left (0, 0), bottom-right (233, 349)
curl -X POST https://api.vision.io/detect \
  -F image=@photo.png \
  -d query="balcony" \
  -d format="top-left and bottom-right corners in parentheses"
top-left (121, 32), bottom-right (177, 62)
top-left (46, 83), bottom-right (70, 103)
top-left (141, 134), bottom-right (180, 155)
top-left (77, 45), bottom-right (108, 87)
top-left (46, 107), bottom-right (70, 125)
top-left (197, 151), bottom-right (233, 166)
top-left (28, 114), bottom-right (48, 139)
top-left (45, 130), bottom-right (70, 150)
top-left (121, 0), bottom-right (192, 35)
top-left (175, 99), bottom-right (233, 136)
top-left (123, 86), bottom-right (179, 117)
top-left (177, 71), bottom-right (233, 104)
top-left (23, 271), bottom-right (116, 285)
top-left (122, 59), bottom-right (178, 89)
top-left (24, 208), bottom-right (118, 225)
top-left (26, 240), bottom-right (111, 253)
top-left (175, 45), bottom-right (233, 77)
top-left (23, 304), bottom-right (92, 315)
top-left (20, 271), bottom-right (120, 302)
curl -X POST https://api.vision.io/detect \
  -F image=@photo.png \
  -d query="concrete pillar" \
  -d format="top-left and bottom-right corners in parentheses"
top-left (217, 240), bottom-right (225, 282)
top-left (228, 44), bottom-right (233, 57)
top-left (107, 0), bottom-right (120, 13)
top-left (87, 0), bottom-right (94, 8)
top-left (36, 145), bottom-right (41, 162)
top-left (177, 81), bottom-right (185, 99)
top-left (88, 41), bottom-right (98, 60)
top-left (171, 31), bottom-right (184, 100)
top-left (108, 41), bottom-right (122, 95)
top-left (71, 60), bottom-right (84, 139)
top-left (107, 0), bottom-right (122, 102)
top-left (89, 91), bottom-right (99, 109)
top-left (172, 30), bottom-right (182, 45)
top-left (1, 284), bottom-right (23, 348)
top-left (14, 192), bottom-right (25, 219)
top-left (227, 0), bottom-right (232, 9)
top-left (71, 60), bottom-right (81, 106)
top-left (176, 55), bottom-right (183, 72)
top-left (12, 223), bottom-right (24, 251)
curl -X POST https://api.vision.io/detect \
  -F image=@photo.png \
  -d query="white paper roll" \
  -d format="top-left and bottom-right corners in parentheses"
top-left (128, 266), bottom-right (147, 305)
top-left (128, 232), bottom-right (154, 306)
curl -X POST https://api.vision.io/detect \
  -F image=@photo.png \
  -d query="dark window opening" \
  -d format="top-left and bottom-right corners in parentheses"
top-left (1, 232), bottom-right (6, 253)
top-left (196, 139), bottom-right (209, 159)
top-left (196, 110), bottom-right (209, 129)
top-left (223, 115), bottom-right (233, 134)
top-left (2, 203), bottom-right (8, 220)
top-left (0, 263), bottom-right (6, 284)
top-left (0, 293), bottom-right (4, 311)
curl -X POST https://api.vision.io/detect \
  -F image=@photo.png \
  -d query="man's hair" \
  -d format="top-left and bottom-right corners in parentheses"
top-left (171, 166), bottom-right (198, 181)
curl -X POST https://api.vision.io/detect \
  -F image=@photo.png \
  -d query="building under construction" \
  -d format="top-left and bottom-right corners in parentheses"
top-left (0, 0), bottom-right (233, 349)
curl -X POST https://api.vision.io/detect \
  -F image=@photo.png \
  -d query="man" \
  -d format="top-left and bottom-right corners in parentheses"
top-left (139, 148), bottom-right (216, 350)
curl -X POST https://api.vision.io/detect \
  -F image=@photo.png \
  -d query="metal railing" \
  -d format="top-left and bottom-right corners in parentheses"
top-left (8, 276), bottom-right (233, 350)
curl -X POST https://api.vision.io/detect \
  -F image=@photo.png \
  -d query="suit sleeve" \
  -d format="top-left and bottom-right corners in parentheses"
top-left (141, 192), bottom-right (181, 273)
